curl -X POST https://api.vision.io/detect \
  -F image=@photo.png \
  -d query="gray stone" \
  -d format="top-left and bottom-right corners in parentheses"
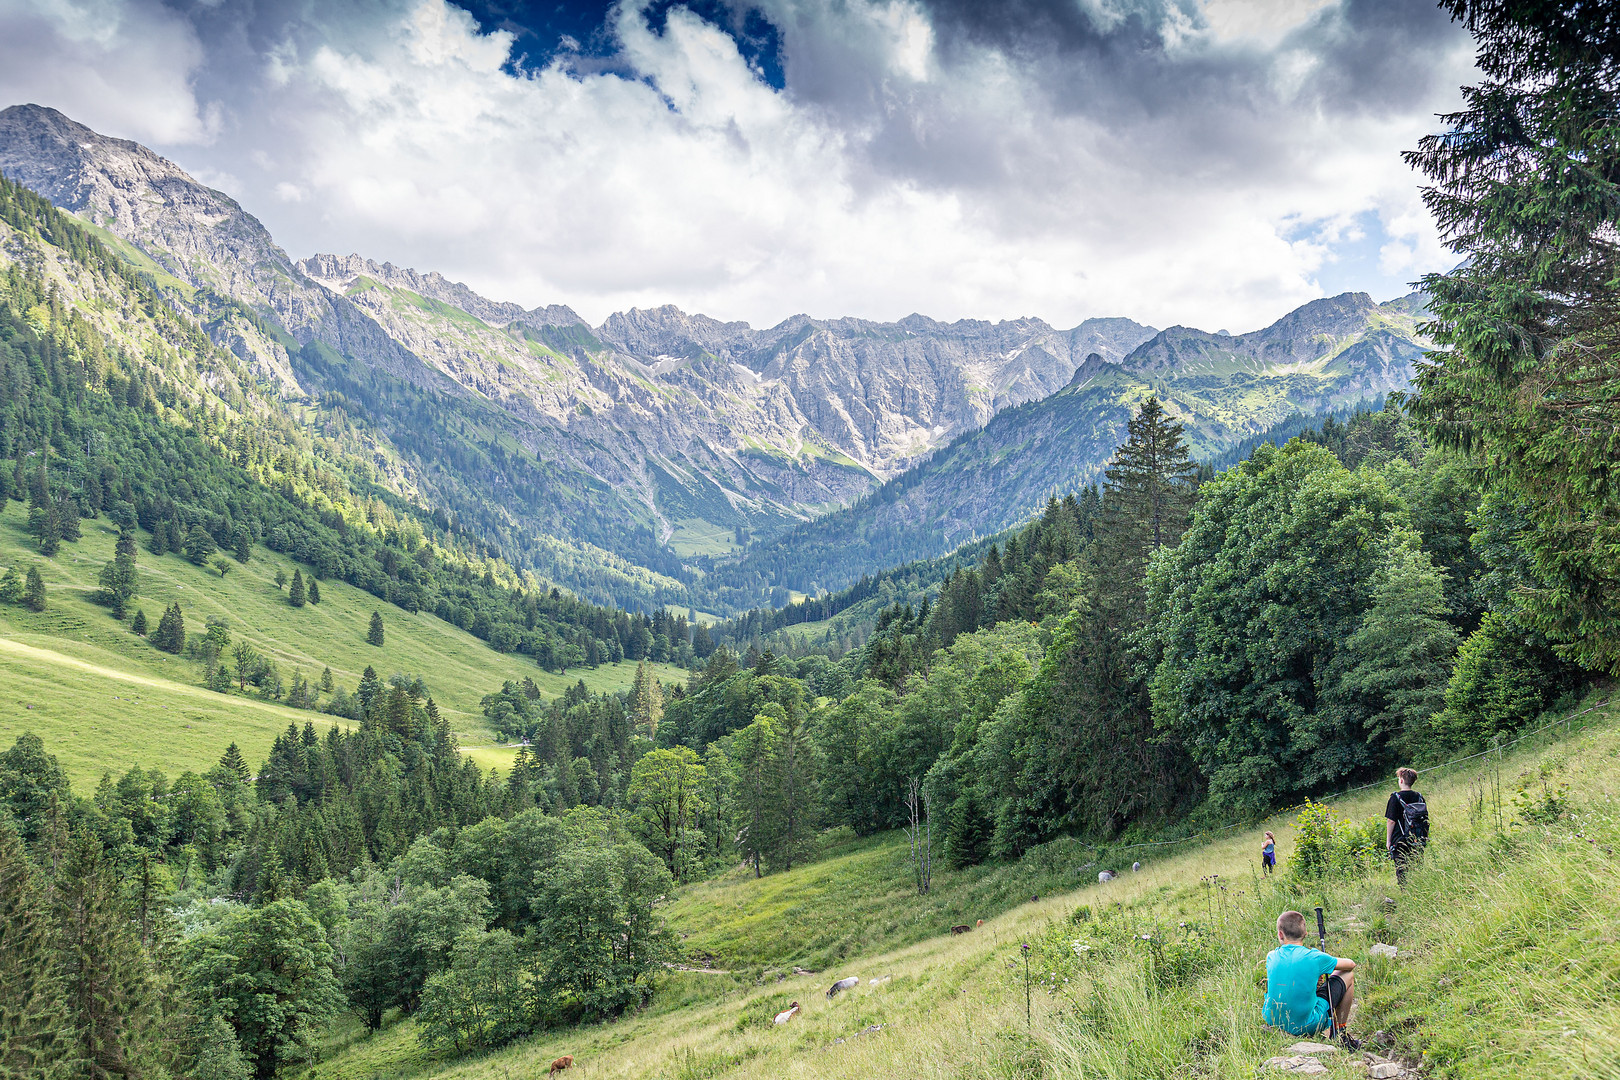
top-left (1285, 1042), bottom-right (1338, 1055)
top-left (1368, 1064), bottom-right (1404, 1079)
top-left (1369, 943), bottom-right (1399, 959)
top-left (1262, 1056), bottom-right (1328, 1074)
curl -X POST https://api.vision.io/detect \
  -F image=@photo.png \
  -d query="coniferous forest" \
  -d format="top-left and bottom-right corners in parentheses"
top-left (1, 2), bottom-right (1619, 1077)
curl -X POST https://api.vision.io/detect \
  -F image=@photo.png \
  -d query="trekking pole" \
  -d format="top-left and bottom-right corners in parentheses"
top-left (1315, 907), bottom-right (1338, 1038)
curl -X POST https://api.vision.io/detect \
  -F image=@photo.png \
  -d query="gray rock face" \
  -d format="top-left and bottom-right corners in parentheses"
top-left (0, 104), bottom-right (430, 395)
top-left (0, 104), bottom-right (1157, 566)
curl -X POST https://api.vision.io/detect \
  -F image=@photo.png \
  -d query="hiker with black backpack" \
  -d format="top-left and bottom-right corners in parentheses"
top-left (1385, 767), bottom-right (1428, 885)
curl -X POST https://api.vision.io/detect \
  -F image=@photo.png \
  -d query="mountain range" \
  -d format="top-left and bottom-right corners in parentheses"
top-left (0, 102), bottom-right (1428, 613)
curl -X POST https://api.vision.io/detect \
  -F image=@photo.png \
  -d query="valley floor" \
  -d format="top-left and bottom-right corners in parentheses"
top-left (301, 689), bottom-right (1620, 1080)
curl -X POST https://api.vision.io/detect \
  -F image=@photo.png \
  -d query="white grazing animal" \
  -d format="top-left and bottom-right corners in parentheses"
top-left (1132, 861), bottom-right (1141, 872)
top-left (826, 977), bottom-right (860, 999)
top-left (1098, 870), bottom-right (1116, 883)
top-left (774, 1002), bottom-right (800, 1024)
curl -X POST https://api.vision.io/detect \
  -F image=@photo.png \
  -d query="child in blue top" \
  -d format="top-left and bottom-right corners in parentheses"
top-left (1263, 910), bottom-right (1357, 1041)
top-left (1260, 831), bottom-right (1276, 874)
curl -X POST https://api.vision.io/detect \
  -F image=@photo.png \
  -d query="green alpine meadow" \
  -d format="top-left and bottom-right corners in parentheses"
top-left (1, 2), bottom-right (1617, 1079)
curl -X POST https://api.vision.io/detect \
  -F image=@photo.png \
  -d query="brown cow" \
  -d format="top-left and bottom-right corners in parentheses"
top-left (549, 1056), bottom-right (574, 1075)
top-left (976, 919), bottom-right (983, 927)
top-left (950, 924), bottom-right (970, 934)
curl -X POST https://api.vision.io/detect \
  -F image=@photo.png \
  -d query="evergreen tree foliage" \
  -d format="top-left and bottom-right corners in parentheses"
top-left (183, 524), bottom-right (218, 566)
top-left (50, 829), bottom-right (164, 1080)
top-left (366, 611), bottom-right (384, 647)
top-left (306, 578), bottom-right (319, 605)
top-left (21, 567), bottom-right (45, 612)
top-left (149, 603), bottom-right (186, 655)
top-left (1329, 527), bottom-right (1460, 757)
top-left (0, 816), bottom-right (66, 1079)
top-left (287, 570), bottom-right (305, 608)
top-left (231, 528), bottom-right (252, 564)
top-left (628, 661), bottom-right (662, 739)
top-left (183, 1016), bottom-right (251, 1080)
top-left (0, 566), bottom-right (21, 603)
top-left (1404, 0), bottom-right (1620, 670)
top-left (94, 529), bottom-right (138, 618)
top-left (129, 609), bottom-right (146, 636)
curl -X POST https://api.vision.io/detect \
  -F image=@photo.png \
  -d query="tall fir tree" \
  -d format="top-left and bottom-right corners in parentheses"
top-left (366, 611), bottom-right (384, 647)
top-left (22, 567), bottom-right (45, 613)
top-left (287, 570), bottom-right (305, 608)
top-left (1405, 1), bottom-right (1620, 670)
top-left (50, 830), bottom-right (165, 1080)
top-left (0, 816), bottom-right (67, 1079)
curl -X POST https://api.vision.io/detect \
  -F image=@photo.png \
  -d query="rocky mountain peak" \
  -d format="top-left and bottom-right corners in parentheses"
top-left (297, 253), bottom-right (586, 330)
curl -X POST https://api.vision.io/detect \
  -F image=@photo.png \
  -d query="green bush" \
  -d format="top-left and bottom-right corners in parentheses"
top-left (1288, 800), bottom-right (1384, 880)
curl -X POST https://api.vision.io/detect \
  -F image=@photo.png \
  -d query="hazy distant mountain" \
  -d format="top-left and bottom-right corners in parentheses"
top-left (702, 292), bottom-right (1427, 606)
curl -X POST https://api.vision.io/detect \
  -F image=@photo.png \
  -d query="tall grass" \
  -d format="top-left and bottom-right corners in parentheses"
top-left (302, 695), bottom-right (1618, 1080)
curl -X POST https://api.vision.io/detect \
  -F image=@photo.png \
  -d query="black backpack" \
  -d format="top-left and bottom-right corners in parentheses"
top-left (1397, 793), bottom-right (1429, 843)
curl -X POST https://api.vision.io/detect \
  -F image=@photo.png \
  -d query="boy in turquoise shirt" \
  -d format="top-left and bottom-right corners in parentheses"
top-left (1263, 910), bottom-right (1357, 1041)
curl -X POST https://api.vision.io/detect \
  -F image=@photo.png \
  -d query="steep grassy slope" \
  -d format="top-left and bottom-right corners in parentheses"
top-left (301, 690), bottom-right (1619, 1080)
top-left (0, 500), bottom-right (687, 783)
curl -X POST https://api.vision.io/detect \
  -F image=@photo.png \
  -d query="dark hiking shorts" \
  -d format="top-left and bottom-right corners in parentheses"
top-left (1317, 973), bottom-right (1347, 1012)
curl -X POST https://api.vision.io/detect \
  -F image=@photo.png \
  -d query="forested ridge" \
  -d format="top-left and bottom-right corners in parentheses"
top-left (2, 3), bottom-right (1619, 1076)
top-left (0, 171), bottom-right (698, 675)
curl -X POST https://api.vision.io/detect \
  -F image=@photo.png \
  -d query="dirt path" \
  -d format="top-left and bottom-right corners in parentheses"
top-left (0, 636), bottom-right (303, 719)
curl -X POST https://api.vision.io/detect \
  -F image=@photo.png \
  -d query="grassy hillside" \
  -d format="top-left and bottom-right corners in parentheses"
top-left (301, 689), bottom-right (1619, 1080)
top-left (0, 500), bottom-right (687, 783)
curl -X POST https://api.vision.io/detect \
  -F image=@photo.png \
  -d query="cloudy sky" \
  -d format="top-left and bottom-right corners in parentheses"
top-left (0, 0), bottom-right (1475, 331)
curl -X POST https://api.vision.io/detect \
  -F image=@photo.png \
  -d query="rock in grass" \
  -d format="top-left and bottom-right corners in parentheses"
top-left (1285, 1042), bottom-right (1338, 1055)
top-left (1369, 943), bottom-right (1399, 959)
top-left (1262, 1055), bottom-right (1327, 1074)
top-left (1368, 1064), bottom-right (1405, 1079)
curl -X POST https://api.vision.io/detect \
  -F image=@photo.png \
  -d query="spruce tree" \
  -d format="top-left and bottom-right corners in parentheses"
top-left (287, 570), bottom-right (305, 608)
top-left (184, 525), bottom-right (217, 566)
top-left (95, 529), bottom-right (138, 618)
top-left (628, 661), bottom-right (662, 739)
top-left (151, 603), bottom-right (186, 654)
top-left (1101, 396), bottom-right (1199, 562)
top-left (231, 527), bottom-right (252, 564)
top-left (130, 609), bottom-right (147, 636)
top-left (219, 744), bottom-right (250, 784)
top-left (366, 611), bottom-right (384, 647)
top-left (306, 579), bottom-right (320, 605)
top-left (1405, 2), bottom-right (1620, 669)
top-left (22, 567), bottom-right (45, 613)
top-left (30, 503), bottom-right (60, 558)
top-left (0, 567), bottom-right (22, 604)
top-left (0, 816), bottom-right (67, 1078)
top-left (50, 829), bottom-right (163, 1079)
top-left (318, 667), bottom-right (333, 694)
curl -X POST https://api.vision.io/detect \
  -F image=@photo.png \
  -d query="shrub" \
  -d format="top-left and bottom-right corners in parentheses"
top-left (1288, 800), bottom-right (1384, 880)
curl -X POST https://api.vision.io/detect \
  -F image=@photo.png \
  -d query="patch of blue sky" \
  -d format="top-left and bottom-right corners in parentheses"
top-left (449, 0), bottom-right (785, 88)
top-left (1287, 209), bottom-right (1426, 305)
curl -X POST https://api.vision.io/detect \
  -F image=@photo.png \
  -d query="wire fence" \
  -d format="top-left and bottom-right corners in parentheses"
top-left (1076, 696), bottom-right (1613, 859)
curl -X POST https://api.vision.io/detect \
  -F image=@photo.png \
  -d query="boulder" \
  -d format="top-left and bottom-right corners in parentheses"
top-left (1369, 943), bottom-right (1399, 960)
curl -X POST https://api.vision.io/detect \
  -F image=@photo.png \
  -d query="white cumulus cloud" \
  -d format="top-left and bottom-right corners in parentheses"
top-left (0, 0), bottom-right (1476, 333)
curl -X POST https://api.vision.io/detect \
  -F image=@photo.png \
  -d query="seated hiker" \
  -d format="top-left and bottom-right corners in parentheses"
top-left (1263, 910), bottom-right (1356, 1041)
top-left (1385, 767), bottom-right (1429, 886)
